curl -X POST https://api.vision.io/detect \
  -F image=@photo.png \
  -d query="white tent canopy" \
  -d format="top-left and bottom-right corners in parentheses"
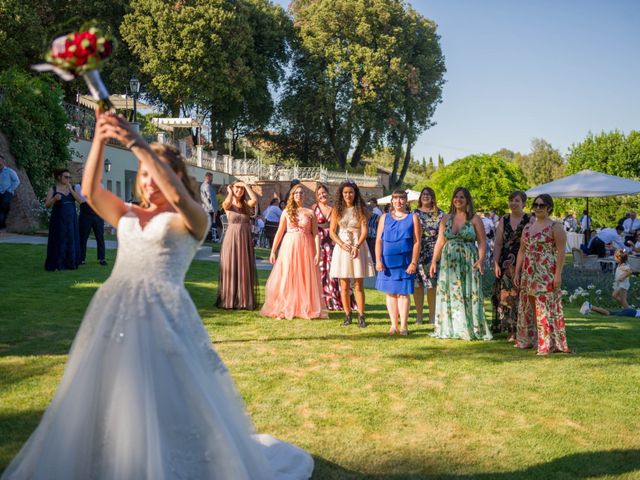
top-left (78, 94), bottom-right (155, 111)
top-left (525, 169), bottom-right (640, 198)
top-left (377, 189), bottom-right (421, 205)
top-left (151, 117), bottom-right (204, 132)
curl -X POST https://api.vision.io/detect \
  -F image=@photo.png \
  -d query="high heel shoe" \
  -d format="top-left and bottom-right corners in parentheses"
top-left (342, 312), bottom-right (352, 326)
top-left (357, 314), bottom-right (367, 328)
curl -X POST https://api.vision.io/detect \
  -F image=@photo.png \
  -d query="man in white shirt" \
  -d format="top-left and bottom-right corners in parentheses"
top-left (579, 210), bottom-right (592, 233)
top-left (622, 211), bottom-right (640, 243)
top-left (200, 172), bottom-right (219, 240)
top-left (263, 198), bottom-right (282, 247)
top-left (0, 154), bottom-right (20, 230)
top-left (587, 226), bottom-right (625, 257)
top-left (368, 198), bottom-right (383, 217)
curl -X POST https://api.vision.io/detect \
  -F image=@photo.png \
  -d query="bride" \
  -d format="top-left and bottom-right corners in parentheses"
top-left (2, 113), bottom-right (314, 479)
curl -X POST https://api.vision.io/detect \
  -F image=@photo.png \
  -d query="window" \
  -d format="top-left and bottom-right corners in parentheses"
top-left (116, 181), bottom-right (122, 198)
top-left (107, 180), bottom-right (113, 192)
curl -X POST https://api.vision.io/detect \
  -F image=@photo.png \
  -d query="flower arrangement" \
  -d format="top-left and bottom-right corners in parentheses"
top-left (563, 285), bottom-right (603, 306)
top-left (33, 25), bottom-right (114, 111)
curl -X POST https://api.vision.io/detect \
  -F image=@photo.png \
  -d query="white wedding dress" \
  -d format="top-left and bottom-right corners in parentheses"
top-left (2, 209), bottom-right (314, 480)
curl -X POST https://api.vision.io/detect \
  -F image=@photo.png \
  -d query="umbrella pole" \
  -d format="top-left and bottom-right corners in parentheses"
top-left (586, 197), bottom-right (591, 243)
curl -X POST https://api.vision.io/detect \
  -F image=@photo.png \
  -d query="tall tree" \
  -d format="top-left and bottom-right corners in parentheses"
top-left (515, 138), bottom-right (565, 186)
top-left (121, 0), bottom-right (290, 140)
top-left (285, 0), bottom-right (445, 171)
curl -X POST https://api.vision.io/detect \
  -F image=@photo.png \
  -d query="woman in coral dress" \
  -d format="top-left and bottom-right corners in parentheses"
top-left (261, 184), bottom-right (327, 320)
top-left (515, 194), bottom-right (570, 355)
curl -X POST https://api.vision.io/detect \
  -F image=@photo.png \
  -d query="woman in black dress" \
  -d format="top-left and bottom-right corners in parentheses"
top-left (491, 191), bottom-right (529, 339)
top-left (44, 169), bottom-right (83, 271)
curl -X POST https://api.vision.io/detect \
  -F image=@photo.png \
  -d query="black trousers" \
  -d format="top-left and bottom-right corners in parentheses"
top-left (79, 203), bottom-right (105, 262)
top-left (264, 220), bottom-right (279, 247)
top-left (587, 237), bottom-right (606, 258)
top-left (0, 191), bottom-right (13, 229)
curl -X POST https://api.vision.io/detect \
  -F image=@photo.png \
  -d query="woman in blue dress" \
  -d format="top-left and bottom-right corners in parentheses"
top-left (44, 168), bottom-right (82, 271)
top-left (375, 190), bottom-right (421, 335)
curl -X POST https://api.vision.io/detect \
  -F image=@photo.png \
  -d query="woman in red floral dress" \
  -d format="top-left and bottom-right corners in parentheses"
top-left (514, 194), bottom-right (570, 355)
top-left (312, 184), bottom-right (355, 311)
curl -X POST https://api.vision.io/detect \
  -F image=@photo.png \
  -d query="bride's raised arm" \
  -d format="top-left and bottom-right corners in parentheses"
top-left (81, 115), bottom-right (129, 228)
top-left (97, 113), bottom-right (208, 239)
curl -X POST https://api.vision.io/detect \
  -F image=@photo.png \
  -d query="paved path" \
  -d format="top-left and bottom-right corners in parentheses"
top-left (0, 233), bottom-right (273, 270)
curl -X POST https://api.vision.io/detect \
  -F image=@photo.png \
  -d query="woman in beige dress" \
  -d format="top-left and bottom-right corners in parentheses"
top-left (216, 181), bottom-right (258, 309)
top-left (329, 181), bottom-right (375, 327)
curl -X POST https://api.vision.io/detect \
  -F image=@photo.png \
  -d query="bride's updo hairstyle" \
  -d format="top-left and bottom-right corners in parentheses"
top-left (135, 143), bottom-right (197, 207)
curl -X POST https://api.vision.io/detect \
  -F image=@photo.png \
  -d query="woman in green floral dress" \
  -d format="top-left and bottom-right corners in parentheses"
top-left (430, 187), bottom-right (493, 341)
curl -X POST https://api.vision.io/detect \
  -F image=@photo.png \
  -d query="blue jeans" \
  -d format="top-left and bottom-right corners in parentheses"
top-left (610, 308), bottom-right (638, 317)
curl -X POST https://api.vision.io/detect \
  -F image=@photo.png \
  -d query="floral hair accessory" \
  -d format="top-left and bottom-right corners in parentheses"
top-left (32, 24), bottom-right (114, 112)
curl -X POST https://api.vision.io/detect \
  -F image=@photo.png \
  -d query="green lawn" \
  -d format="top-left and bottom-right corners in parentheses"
top-left (1, 244), bottom-right (639, 479)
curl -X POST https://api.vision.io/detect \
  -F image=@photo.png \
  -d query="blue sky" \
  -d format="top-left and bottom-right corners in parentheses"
top-left (273, 0), bottom-right (640, 163)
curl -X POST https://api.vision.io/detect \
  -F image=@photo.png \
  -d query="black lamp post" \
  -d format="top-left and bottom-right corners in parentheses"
top-left (129, 76), bottom-right (141, 131)
top-left (196, 112), bottom-right (205, 145)
top-left (104, 158), bottom-right (112, 173)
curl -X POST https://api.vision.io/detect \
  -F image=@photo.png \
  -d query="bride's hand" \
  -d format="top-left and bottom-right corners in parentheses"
top-left (99, 114), bottom-right (143, 148)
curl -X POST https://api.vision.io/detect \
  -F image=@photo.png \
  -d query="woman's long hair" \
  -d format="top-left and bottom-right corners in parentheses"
top-left (222, 180), bottom-right (254, 216)
top-left (136, 143), bottom-right (197, 208)
top-left (334, 181), bottom-right (369, 223)
top-left (448, 186), bottom-right (475, 220)
top-left (286, 184), bottom-right (304, 225)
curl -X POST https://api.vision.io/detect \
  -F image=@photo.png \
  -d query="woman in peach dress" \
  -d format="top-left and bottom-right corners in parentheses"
top-left (261, 184), bottom-right (328, 320)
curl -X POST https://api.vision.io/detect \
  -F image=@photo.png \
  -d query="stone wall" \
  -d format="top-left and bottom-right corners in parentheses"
top-left (0, 133), bottom-right (40, 232)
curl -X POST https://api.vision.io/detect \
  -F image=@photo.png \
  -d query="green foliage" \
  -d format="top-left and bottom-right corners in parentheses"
top-left (0, 0), bottom-right (46, 71)
top-left (514, 138), bottom-right (565, 186)
top-left (560, 130), bottom-right (640, 228)
top-left (122, 0), bottom-right (290, 139)
top-left (0, 68), bottom-right (71, 198)
top-left (282, 0), bottom-right (445, 172)
top-left (416, 153), bottom-right (529, 213)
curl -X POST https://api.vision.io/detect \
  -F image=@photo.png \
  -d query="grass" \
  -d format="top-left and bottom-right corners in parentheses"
top-left (1, 244), bottom-right (640, 479)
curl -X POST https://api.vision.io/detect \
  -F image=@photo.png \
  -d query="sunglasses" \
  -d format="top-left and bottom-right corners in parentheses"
top-left (532, 202), bottom-right (547, 209)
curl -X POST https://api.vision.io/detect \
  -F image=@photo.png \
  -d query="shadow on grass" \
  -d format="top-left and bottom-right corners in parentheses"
top-left (312, 449), bottom-right (640, 479)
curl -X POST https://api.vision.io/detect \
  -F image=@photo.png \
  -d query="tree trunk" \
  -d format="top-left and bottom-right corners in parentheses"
top-left (350, 127), bottom-right (370, 168)
top-left (395, 140), bottom-right (413, 189)
top-left (389, 131), bottom-right (405, 188)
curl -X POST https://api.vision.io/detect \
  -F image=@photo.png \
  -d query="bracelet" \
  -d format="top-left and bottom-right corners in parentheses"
top-left (125, 138), bottom-right (141, 150)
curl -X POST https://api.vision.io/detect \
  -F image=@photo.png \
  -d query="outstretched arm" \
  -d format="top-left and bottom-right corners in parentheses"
top-left (98, 114), bottom-right (208, 239)
top-left (81, 117), bottom-right (128, 227)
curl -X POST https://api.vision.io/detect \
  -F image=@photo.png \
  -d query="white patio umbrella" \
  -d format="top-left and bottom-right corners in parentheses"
top-left (376, 189), bottom-right (421, 205)
top-left (525, 169), bottom-right (640, 231)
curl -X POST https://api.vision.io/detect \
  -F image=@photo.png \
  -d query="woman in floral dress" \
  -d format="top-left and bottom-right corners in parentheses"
top-left (514, 194), bottom-right (570, 355)
top-left (491, 191), bottom-right (530, 339)
top-left (414, 187), bottom-right (444, 324)
top-left (312, 184), bottom-right (355, 311)
top-left (430, 187), bottom-right (492, 341)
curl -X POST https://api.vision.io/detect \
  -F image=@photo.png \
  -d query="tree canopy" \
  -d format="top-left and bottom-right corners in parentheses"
top-left (281, 0), bottom-right (445, 181)
top-left (0, 68), bottom-right (71, 198)
top-left (416, 154), bottom-right (529, 213)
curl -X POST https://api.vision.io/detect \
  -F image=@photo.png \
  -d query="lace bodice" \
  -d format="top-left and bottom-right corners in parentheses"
top-left (286, 210), bottom-right (313, 234)
top-left (337, 207), bottom-right (361, 231)
top-left (111, 209), bottom-right (203, 285)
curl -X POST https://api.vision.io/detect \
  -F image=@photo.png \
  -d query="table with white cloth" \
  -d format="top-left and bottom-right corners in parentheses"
top-left (566, 232), bottom-right (585, 252)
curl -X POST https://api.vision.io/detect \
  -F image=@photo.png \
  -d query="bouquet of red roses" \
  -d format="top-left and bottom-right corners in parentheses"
top-left (33, 25), bottom-right (114, 111)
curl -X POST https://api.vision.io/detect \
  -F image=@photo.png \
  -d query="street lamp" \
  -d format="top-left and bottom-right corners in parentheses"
top-left (196, 112), bottom-right (205, 145)
top-left (129, 76), bottom-right (141, 131)
top-left (104, 158), bottom-right (112, 173)
top-left (225, 129), bottom-right (233, 156)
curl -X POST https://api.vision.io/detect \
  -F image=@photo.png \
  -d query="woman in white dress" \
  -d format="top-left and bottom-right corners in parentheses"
top-left (1, 113), bottom-right (313, 480)
top-left (329, 181), bottom-right (375, 328)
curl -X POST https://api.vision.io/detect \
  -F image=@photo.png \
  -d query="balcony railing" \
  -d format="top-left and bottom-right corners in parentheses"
top-left (63, 102), bottom-right (380, 187)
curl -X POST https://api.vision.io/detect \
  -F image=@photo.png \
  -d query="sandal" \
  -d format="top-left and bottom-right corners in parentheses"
top-left (399, 329), bottom-right (409, 336)
top-left (387, 328), bottom-right (398, 336)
